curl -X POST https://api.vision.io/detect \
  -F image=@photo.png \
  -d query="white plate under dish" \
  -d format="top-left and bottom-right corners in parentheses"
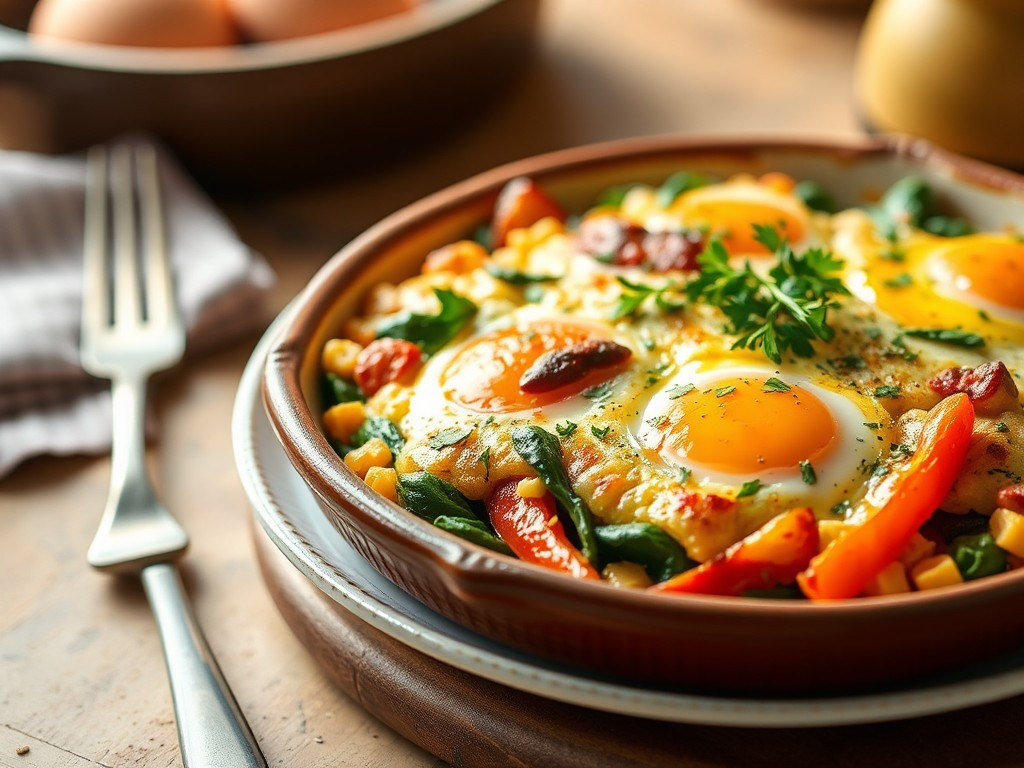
top-left (233, 312), bottom-right (1024, 728)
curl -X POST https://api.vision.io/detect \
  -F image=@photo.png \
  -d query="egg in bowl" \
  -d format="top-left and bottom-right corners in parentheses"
top-left (315, 168), bottom-right (1024, 602)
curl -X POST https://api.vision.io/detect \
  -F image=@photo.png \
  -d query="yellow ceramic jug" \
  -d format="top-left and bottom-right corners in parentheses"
top-left (856, 0), bottom-right (1024, 166)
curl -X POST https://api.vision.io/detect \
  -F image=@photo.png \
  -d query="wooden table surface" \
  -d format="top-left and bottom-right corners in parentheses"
top-left (1, 2), bottom-right (868, 765)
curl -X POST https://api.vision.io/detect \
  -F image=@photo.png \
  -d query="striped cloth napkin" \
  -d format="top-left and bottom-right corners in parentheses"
top-left (0, 137), bottom-right (274, 477)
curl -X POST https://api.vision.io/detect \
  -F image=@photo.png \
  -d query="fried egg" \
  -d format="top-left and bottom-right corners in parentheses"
top-left (837, 214), bottom-right (1024, 374)
top-left (633, 361), bottom-right (892, 511)
top-left (663, 176), bottom-right (820, 257)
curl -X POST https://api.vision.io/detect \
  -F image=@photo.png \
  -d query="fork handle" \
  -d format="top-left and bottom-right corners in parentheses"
top-left (142, 563), bottom-right (268, 768)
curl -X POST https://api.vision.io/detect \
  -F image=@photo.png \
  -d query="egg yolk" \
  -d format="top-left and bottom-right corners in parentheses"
top-left (931, 237), bottom-right (1024, 314)
top-left (650, 377), bottom-right (838, 475)
top-left (442, 322), bottom-right (622, 413)
top-left (674, 199), bottom-right (805, 255)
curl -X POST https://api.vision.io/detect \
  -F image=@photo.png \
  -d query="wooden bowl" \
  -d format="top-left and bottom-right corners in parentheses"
top-left (0, 0), bottom-right (540, 188)
top-left (263, 135), bottom-right (1024, 692)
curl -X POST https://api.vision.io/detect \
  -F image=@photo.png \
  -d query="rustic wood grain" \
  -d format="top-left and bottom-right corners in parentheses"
top-left (1, 1), bottom-right (872, 765)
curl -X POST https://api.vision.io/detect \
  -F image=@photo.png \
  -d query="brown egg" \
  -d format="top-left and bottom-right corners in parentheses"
top-left (28, 0), bottom-right (239, 48)
top-left (228, 0), bottom-right (416, 43)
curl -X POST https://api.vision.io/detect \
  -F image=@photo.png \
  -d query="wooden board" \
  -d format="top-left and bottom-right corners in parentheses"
top-left (253, 523), bottom-right (1024, 768)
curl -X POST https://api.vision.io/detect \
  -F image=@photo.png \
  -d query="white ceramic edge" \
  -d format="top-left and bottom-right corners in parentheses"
top-left (233, 308), bottom-right (1024, 728)
top-left (0, 0), bottom-right (504, 72)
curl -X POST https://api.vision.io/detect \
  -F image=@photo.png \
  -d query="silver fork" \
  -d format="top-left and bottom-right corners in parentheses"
top-left (81, 144), bottom-right (267, 768)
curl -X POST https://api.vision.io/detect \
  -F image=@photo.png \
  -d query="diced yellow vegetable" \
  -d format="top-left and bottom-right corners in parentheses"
top-left (516, 477), bottom-right (547, 499)
top-left (321, 338), bottom-right (363, 378)
top-left (991, 507), bottom-right (1024, 558)
top-left (368, 382), bottom-right (413, 425)
top-left (817, 520), bottom-right (852, 553)
top-left (899, 532), bottom-right (936, 568)
top-left (863, 561), bottom-right (911, 596)
top-left (344, 437), bottom-right (392, 478)
top-left (602, 562), bottom-right (653, 589)
top-left (910, 554), bottom-right (964, 591)
top-left (422, 240), bottom-right (487, 275)
top-left (506, 216), bottom-right (564, 251)
top-left (365, 466), bottom-right (398, 502)
top-left (323, 401), bottom-right (366, 444)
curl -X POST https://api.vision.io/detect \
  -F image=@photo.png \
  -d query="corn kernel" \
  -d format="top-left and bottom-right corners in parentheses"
top-left (621, 186), bottom-right (659, 220)
top-left (321, 338), bottom-right (363, 378)
top-left (602, 562), bottom-right (653, 589)
top-left (817, 520), bottom-right (852, 553)
top-left (368, 382), bottom-right (413, 425)
top-left (422, 240), bottom-right (487, 274)
top-left (863, 561), bottom-right (911, 596)
top-left (991, 507), bottom-right (1024, 558)
top-left (344, 437), bottom-right (392, 478)
top-left (899, 532), bottom-right (936, 568)
top-left (365, 466), bottom-right (399, 502)
top-left (910, 554), bottom-right (964, 591)
top-left (516, 477), bottom-right (547, 498)
top-left (322, 401), bottom-right (366, 444)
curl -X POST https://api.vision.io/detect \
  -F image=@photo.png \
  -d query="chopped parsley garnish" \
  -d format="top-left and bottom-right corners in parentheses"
top-left (685, 224), bottom-right (848, 364)
top-left (901, 328), bottom-right (986, 348)
top-left (880, 248), bottom-right (906, 263)
top-left (555, 421), bottom-right (578, 437)
top-left (656, 170), bottom-right (708, 207)
top-left (428, 426), bottom-right (473, 450)
top-left (591, 424), bottom-right (611, 440)
top-left (874, 384), bottom-right (901, 398)
top-left (737, 479), bottom-right (763, 498)
top-left (865, 326), bottom-right (883, 340)
top-left (799, 460), bottom-right (817, 486)
top-left (996, 421), bottom-right (1010, 433)
top-left (890, 442), bottom-right (913, 458)
top-left (863, 421), bottom-right (882, 429)
top-left (667, 383), bottom-right (696, 399)
top-left (646, 415), bottom-right (668, 428)
top-left (478, 447), bottom-right (490, 479)
top-left (883, 273), bottom-right (913, 289)
top-left (610, 277), bottom-right (686, 320)
top-left (678, 466), bottom-right (692, 483)
top-left (831, 500), bottom-right (852, 517)
top-left (714, 385), bottom-right (737, 398)
top-left (582, 382), bottom-right (612, 400)
top-left (761, 377), bottom-right (791, 393)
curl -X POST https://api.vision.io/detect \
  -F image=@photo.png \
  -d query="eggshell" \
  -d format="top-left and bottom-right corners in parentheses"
top-left (228, 0), bottom-right (416, 43)
top-left (28, 0), bottom-right (239, 48)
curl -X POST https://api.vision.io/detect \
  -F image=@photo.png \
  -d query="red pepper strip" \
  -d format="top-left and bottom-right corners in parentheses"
top-left (650, 507), bottom-right (818, 596)
top-left (491, 177), bottom-right (566, 248)
top-left (487, 477), bottom-right (598, 579)
top-left (798, 393), bottom-right (975, 600)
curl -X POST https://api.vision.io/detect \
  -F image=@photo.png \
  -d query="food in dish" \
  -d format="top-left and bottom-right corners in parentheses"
top-left (317, 170), bottom-right (1024, 600)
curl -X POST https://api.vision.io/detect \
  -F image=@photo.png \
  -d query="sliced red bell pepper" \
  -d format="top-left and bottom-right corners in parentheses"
top-left (353, 338), bottom-right (422, 396)
top-left (798, 393), bottom-right (975, 600)
top-left (487, 477), bottom-right (598, 579)
top-left (650, 507), bottom-right (818, 596)
top-left (491, 177), bottom-right (566, 248)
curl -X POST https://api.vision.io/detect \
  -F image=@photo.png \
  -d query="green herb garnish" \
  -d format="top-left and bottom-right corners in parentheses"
top-left (610, 277), bottom-right (685, 320)
top-left (883, 273), bottom-right (913, 289)
top-left (484, 264), bottom-right (562, 284)
top-left (478, 447), bottom-right (491, 479)
top-left (737, 479), bottom-right (763, 498)
top-left (555, 421), bottom-right (578, 437)
top-left (996, 421), bottom-right (1010, 433)
top-left (714, 385), bottom-right (737, 398)
top-left (799, 460), bottom-right (817, 486)
top-left (901, 328), bottom-right (985, 348)
top-left (874, 384), bottom-right (901, 398)
top-left (667, 383), bottom-right (696, 399)
top-left (428, 426), bottom-right (473, 450)
top-left (656, 171), bottom-right (708, 207)
top-left (794, 180), bottom-right (837, 214)
top-left (591, 425), bottom-right (611, 439)
top-left (376, 288), bottom-right (476, 355)
top-left (761, 377), bottom-right (791, 393)
top-left (582, 382), bottom-right (612, 400)
top-left (685, 224), bottom-right (848, 364)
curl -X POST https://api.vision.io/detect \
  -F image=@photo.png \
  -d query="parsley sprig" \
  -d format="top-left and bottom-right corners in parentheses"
top-left (610, 277), bottom-right (685, 320)
top-left (685, 224), bottom-right (848, 364)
